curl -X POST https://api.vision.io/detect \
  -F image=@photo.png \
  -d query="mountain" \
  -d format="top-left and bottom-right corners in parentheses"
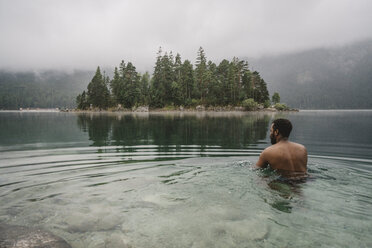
top-left (0, 70), bottom-right (94, 109)
top-left (2, 40), bottom-right (372, 110)
top-left (249, 39), bottom-right (372, 109)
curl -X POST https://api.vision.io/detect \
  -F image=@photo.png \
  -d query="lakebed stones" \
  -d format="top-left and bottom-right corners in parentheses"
top-left (65, 211), bottom-right (122, 233)
top-left (68, 232), bottom-right (131, 248)
top-left (0, 224), bottom-right (71, 248)
top-left (214, 219), bottom-right (269, 242)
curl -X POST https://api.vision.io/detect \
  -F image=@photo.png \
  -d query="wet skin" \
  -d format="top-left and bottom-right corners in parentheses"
top-left (256, 124), bottom-right (308, 176)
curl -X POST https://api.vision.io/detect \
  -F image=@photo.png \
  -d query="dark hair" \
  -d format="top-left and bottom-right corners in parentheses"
top-left (272, 118), bottom-right (292, 138)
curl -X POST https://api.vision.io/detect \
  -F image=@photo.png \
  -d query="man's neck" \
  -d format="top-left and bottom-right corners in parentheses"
top-left (276, 136), bottom-right (288, 143)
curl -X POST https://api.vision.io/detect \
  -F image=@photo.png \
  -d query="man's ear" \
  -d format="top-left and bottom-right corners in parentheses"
top-left (274, 129), bottom-right (279, 136)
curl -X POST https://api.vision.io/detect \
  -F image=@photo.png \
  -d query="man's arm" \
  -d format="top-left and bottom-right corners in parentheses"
top-left (256, 149), bottom-right (269, 168)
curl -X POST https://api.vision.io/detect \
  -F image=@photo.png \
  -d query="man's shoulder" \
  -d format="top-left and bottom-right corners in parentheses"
top-left (263, 142), bottom-right (306, 152)
top-left (266, 142), bottom-right (307, 154)
top-left (289, 141), bottom-right (307, 150)
top-left (262, 145), bottom-right (277, 155)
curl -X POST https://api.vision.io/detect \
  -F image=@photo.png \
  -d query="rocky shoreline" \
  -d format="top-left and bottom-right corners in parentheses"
top-left (64, 105), bottom-right (299, 113)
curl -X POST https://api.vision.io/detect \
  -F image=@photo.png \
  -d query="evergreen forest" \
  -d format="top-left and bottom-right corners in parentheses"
top-left (0, 70), bottom-right (92, 110)
top-left (250, 39), bottom-right (372, 109)
top-left (76, 47), bottom-right (271, 110)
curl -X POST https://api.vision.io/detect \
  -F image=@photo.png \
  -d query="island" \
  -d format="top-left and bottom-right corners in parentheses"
top-left (76, 47), bottom-right (292, 112)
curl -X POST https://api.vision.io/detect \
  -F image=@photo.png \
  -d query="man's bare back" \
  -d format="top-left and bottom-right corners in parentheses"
top-left (256, 119), bottom-right (307, 176)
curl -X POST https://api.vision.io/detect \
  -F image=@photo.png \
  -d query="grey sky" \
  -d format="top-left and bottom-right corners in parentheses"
top-left (1, 0), bottom-right (372, 72)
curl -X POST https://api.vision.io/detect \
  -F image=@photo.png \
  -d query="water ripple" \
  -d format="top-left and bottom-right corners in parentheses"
top-left (1, 145), bottom-right (372, 248)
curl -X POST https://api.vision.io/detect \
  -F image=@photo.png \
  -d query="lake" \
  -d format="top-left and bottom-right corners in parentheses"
top-left (0, 110), bottom-right (371, 247)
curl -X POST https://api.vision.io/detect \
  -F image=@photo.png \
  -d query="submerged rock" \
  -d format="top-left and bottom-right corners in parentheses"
top-left (0, 224), bottom-right (71, 248)
top-left (65, 211), bottom-right (122, 233)
top-left (213, 218), bottom-right (269, 242)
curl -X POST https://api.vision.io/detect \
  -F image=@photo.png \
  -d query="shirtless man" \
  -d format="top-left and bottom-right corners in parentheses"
top-left (256, 118), bottom-right (307, 176)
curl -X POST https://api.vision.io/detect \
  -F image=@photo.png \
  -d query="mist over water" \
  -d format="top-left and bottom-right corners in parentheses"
top-left (0, 111), bottom-right (371, 247)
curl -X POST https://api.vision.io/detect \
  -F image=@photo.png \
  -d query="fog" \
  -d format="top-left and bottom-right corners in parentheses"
top-left (1, 0), bottom-right (372, 72)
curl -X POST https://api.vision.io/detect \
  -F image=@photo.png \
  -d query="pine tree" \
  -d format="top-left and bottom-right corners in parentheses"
top-left (242, 70), bottom-right (253, 99)
top-left (205, 61), bottom-right (218, 105)
top-left (76, 90), bottom-right (88, 109)
top-left (150, 47), bottom-right (164, 107)
top-left (122, 62), bottom-right (141, 108)
top-left (161, 52), bottom-right (174, 105)
top-left (110, 60), bottom-right (127, 106)
top-left (180, 60), bottom-right (194, 105)
top-left (236, 59), bottom-right (249, 102)
top-left (272, 92), bottom-right (280, 104)
top-left (252, 71), bottom-right (269, 104)
top-left (110, 67), bottom-right (121, 105)
top-left (140, 72), bottom-right (150, 105)
top-left (87, 66), bottom-right (110, 109)
top-left (195, 47), bottom-right (207, 102)
top-left (217, 59), bottom-right (231, 105)
top-left (103, 71), bottom-right (111, 107)
top-left (174, 53), bottom-right (182, 84)
top-left (259, 78), bottom-right (270, 104)
top-left (251, 71), bottom-right (260, 102)
top-left (171, 53), bottom-right (183, 106)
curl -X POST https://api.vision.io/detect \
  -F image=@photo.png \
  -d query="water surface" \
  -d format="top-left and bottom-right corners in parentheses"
top-left (0, 111), bottom-right (371, 247)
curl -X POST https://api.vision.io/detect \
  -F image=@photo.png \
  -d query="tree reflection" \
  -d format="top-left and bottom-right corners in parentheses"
top-left (77, 113), bottom-right (112, 146)
top-left (76, 113), bottom-right (271, 150)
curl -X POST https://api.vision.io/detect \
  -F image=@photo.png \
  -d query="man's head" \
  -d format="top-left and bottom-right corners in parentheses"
top-left (270, 118), bottom-right (293, 144)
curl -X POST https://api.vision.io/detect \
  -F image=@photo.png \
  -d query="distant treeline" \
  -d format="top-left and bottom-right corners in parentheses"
top-left (250, 39), bottom-right (372, 109)
top-left (77, 47), bottom-right (271, 110)
top-left (0, 70), bottom-right (92, 110)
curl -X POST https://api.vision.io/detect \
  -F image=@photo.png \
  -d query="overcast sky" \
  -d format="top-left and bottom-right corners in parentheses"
top-left (1, 0), bottom-right (372, 72)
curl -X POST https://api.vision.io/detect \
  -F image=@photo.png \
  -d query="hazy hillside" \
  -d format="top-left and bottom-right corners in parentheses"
top-left (249, 40), bottom-right (372, 109)
top-left (0, 70), bottom-right (94, 109)
top-left (2, 40), bottom-right (372, 110)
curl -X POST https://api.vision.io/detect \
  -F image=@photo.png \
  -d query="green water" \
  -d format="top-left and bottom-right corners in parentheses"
top-left (0, 111), bottom-right (371, 247)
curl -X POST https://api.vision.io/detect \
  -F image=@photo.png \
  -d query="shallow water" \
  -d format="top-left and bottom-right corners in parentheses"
top-left (0, 111), bottom-right (371, 247)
